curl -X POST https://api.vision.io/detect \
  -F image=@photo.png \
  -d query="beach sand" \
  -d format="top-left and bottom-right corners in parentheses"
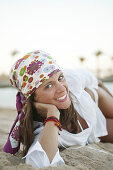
top-left (0, 108), bottom-right (113, 170)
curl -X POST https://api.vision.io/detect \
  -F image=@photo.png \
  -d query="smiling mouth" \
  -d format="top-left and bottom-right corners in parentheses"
top-left (56, 94), bottom-right (67, 102)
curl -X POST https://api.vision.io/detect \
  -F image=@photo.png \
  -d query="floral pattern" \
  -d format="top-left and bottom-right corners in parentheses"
top-left (20, 68), bottom-right (26, 76)
top-left (23, 75), bottom-right (28, 81)
top-left (43, 66), bottom-right (51, 73)
top-left (13, 71), bottom-right (17, 81)
top-left (23, 54), bottom-right (30, 60)
top-left (48, 69), bottom-right (60, 78)
top-left (28, 77), bottom-right (33, 83)
top-left (11, 126), bottom-right (20, 141)
top-left (15, 58), bottom-right (24, 70)
top-left (27, 60), bottom-right (44, 75)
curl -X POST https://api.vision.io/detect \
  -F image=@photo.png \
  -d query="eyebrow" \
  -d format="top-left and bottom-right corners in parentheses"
top-left (42, 72), bottom-right (63, 87)
top-left (42, 81), bottom-right (53, 87)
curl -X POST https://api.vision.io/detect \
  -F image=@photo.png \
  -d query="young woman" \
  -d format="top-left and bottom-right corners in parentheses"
top-left (3, 50), bottom-right (113, 168)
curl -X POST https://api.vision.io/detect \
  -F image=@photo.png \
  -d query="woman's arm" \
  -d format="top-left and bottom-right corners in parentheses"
top-left (98, 80), bottom-right (113, 98)
top-left (34, 103), bottom-right (60, 163)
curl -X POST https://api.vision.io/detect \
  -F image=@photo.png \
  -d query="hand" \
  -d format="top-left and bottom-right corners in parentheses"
top-left (33, 102), bottom-right (60, 119)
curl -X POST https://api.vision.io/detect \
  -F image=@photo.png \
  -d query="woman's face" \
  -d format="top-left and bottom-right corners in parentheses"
top-left (34, 71), bottom-right (71, 109)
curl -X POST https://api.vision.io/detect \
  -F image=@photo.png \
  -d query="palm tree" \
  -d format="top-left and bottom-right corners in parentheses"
top-left (94, 50), bottom-right (103, 78)
top-left (11, 50), bottom-right (19, 58)
top-left (10, 49), bottom-right (20, 65)
top-left (79, 56), bottom-right (85, 68)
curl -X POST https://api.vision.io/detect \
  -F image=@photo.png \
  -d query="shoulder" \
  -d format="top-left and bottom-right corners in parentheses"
top-left (62, 69), bottom-right (84, 96)
top-left (62, 68), bottom-right (85, 86)
top-left (63, 68), bottom-right (98, 87)
top-left (62, 68), bottom-right (81, 82)
top-left (63, 68), bottom-right (96, 79)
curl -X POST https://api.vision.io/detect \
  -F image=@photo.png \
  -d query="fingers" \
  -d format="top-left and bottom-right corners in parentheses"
top-left (33, 102), bottom-right (43, 109)
top-left (33, 102), bottom-right (47, 111)
top-left (33, 102), bottom-right (60, 118)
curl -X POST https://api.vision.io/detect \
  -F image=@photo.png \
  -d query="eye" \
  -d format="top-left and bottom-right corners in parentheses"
top-left (45, 84), bottom-right (52, 89)
top-left (58, 74), bottom-right (64, 81)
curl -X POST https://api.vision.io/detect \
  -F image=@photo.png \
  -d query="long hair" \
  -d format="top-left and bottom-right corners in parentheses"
top-left (19, 92), bottom-right (78, 156)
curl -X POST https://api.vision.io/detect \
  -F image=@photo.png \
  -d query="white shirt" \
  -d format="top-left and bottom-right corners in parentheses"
top-left (24, 69), bottom-right (108, 168)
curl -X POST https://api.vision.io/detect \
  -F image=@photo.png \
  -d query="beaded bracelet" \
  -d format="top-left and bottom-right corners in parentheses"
top-left (44, 116), bottom-right (62, 131)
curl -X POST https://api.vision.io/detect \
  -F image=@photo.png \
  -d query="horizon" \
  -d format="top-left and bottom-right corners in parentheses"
top-left (0, 0), bottom-right (113, 77)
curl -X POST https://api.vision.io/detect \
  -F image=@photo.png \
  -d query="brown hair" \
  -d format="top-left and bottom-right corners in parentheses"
top-left (19, 92), bottom-right (78, 156)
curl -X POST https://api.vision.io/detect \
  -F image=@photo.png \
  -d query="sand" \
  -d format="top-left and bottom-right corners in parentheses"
top-left (0, 108), bottom-right (113, 170)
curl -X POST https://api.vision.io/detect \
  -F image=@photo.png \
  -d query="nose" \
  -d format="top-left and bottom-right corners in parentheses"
top-left (56, 82), bottom-right (66, 93)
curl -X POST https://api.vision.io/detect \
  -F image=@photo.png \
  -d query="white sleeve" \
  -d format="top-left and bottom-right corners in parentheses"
top-left (24, 140), bottom-right (65, 168)
top-left (74, 68), bottom-right (98, 90)
top-left (63, 69), bottom-right (98, 99)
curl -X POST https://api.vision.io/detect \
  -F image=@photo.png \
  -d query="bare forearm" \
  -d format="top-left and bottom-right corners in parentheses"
top-left (34, 103), bottom-right (60, 163)
top-left (39, 121), bottom-right (59, 163)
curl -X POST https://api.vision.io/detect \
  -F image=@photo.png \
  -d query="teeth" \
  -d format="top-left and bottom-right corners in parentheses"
top-left (57, 94), bottom-right (67, 100)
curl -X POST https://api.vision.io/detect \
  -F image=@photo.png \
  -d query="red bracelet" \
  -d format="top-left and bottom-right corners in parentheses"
top-left (44, 116), bottom-right (62, 131)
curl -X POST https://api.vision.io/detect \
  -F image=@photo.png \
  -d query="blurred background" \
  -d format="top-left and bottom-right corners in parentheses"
top-left (0, 0), bottom-right (113, 108)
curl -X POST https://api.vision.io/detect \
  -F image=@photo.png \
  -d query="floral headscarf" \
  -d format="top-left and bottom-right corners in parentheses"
top-left (3, 50), bottom-right (61, 154)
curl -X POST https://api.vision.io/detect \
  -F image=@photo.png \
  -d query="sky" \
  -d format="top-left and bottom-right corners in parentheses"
top-left (0, 0), bottom-right (113, 76)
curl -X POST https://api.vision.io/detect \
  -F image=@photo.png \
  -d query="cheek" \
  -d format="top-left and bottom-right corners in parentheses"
top-left (36, 91), bottom-right (54, 103)
top-left (63, 81), bottom-right (68, 90)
